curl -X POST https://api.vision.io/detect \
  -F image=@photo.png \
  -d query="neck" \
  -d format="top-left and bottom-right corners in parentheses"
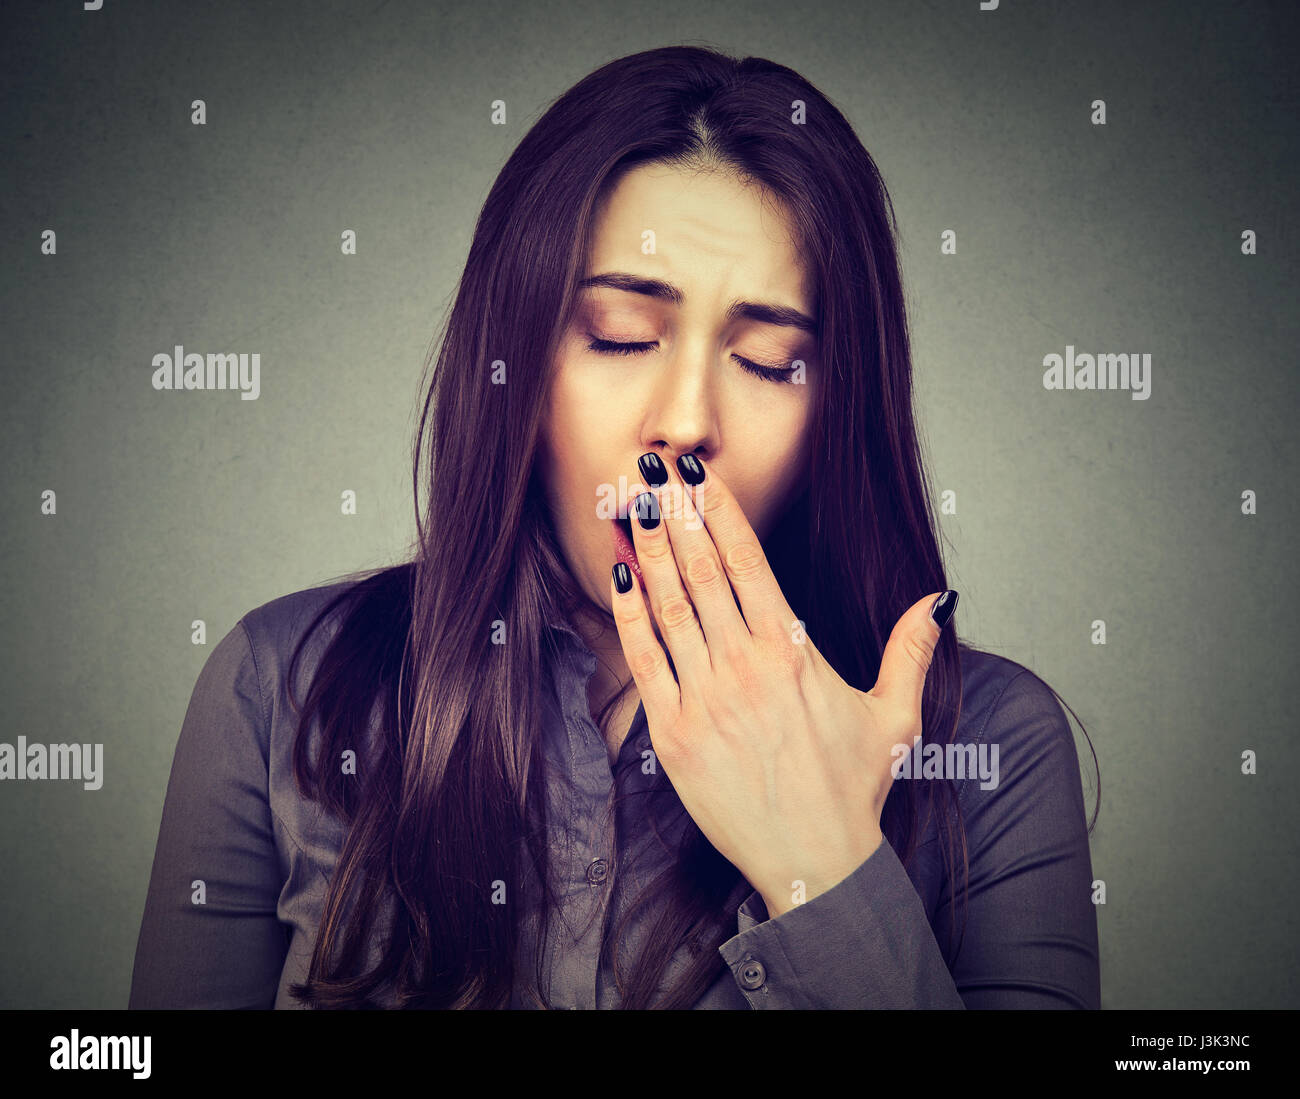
top-left (569, 602), bottom-right (639, 754)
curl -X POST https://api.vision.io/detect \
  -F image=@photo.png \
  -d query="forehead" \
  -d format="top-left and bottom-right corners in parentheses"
top-left (584, 162), bottom-right (815, 314)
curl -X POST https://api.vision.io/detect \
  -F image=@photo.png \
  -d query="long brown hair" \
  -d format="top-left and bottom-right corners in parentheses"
top-left (283, 44), bottom-right (1100, 1008)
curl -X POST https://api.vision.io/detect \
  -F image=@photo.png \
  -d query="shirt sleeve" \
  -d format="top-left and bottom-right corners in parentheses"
top-left (716, 668), bottom-right (1100, 1009)
top-left (128, 619), bottom-right (290, 1009)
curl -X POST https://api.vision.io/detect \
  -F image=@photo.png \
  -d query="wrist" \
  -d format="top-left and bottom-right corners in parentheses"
top-left (757, 827), bottom-right (885, 921)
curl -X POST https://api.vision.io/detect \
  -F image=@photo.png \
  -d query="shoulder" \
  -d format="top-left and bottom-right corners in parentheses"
top-left (956, 646), bottom-right (1068, 739)
top-left (952, 645), bottom-right (1083, 805)
top-left (232, 571), bottom-right (403, 711)
top-left (237, 580), bottom-right (364, 665)
top-left (195, 572), bottom-right (409, 804)
top-left (164, 579), bottom-right (377, 813)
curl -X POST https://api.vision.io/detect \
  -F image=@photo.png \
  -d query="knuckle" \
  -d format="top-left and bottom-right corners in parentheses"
top-left (656, 725), bottom-right (687, 761)
top-left (724, 539), bottom-right (767, 582)
top-left (629, 645), bottom-right (664, 680)
top-left (771, 640), bottom-right (812, 696)
top-left (612, 601), bottom-right (644, 629)
top-left (683, 551), bottom-right (723, 589)
top-left (729, 655), bottom-right (764, 697)
top-left (702, 691), bottom-right (744, 734)
top-left (776, 636), bottom-right (811, 677)
top-left (738, 660), bottom-right (764, 697)
top-left (659, 597), bottom-right (698, 631)
top-left (655, 708), bottom-right (692, 757)
top-left (758, 633), bottom-right (806, 675)
top-left (639, 536), bottom-right (673, 564)
top-left (902, 632), bottom-right (934, 673)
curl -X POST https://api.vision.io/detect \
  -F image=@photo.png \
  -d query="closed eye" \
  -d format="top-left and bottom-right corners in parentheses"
top-left (585, 337), bottom-right (799, 385)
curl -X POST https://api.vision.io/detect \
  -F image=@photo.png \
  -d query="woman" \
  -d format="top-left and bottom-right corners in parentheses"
top-left (129, 44), bottom-right (1100, 1010)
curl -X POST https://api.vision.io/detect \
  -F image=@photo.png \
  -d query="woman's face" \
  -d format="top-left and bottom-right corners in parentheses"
top-left (538, 161), bottom-right (820, 621)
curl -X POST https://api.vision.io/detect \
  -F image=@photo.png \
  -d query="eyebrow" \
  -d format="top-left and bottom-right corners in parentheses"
top-left (577, 272), bottom-right (818, 334)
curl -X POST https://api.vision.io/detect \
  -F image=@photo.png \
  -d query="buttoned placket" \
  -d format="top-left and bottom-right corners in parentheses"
top-left (540, 615), bottom-right (750, 1009)
top-left (547, 634), bottom-right (619, 1009)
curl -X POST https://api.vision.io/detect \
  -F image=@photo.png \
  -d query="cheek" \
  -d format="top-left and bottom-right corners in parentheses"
top-left (546, 357), bottom-right (604, 447)
top-left (539, 368), bottom-right (608, 536)
top-left (728, 407), bottom-right (813, 534)
top-left (540, 371), bottom-right (583, 475)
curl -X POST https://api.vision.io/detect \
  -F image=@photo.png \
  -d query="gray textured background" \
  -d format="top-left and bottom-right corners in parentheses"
top-left (1, 0), bottom-right (1296, 1009)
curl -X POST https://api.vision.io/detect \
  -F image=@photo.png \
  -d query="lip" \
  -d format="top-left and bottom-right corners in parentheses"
top-left (610, 515), bottom-right (646, 590)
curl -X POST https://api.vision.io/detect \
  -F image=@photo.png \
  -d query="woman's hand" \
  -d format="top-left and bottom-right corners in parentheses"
top-left (610, 454), bottom-right (957, 919)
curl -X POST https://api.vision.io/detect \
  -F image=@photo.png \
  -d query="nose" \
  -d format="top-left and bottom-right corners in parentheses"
top-left (639, 352), bottom-right (719, 472)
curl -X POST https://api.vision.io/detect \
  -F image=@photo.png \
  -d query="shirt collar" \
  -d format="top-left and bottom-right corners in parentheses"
top-left (543, 603), bottom-right (652, 750)
top-left (541, 607), bottom-right (599, 690)
top-left (544, 603), bottom-right (594, 650)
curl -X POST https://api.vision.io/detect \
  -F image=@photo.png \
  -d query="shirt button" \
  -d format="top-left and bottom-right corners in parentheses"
top-left (585, 858), bottom-right (608, 885)
top-left (636, 736), bottom-right (651, 753)
top-left (737, 957), bottom-right (766, 991)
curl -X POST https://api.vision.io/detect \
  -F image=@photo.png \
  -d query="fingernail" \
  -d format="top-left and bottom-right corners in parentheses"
top-left (930, 590), bottom-right (958, 629)
top-left (676, 454), bottom-right (705, 485)
top-left (638, 452), bottom-right (668, 487)
top-left (634, 490), bottom-right (660, 530)
top-left (613, 562), bottom-right (633, 594)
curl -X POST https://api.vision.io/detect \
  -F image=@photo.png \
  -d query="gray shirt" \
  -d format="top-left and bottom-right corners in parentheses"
top-left (129, 580), bottom-right (1100, 1009)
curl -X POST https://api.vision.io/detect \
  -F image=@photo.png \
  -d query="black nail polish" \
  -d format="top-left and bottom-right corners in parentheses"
top-left (638, 453), bottom-right (668, 488)
top-left (613, 562), bottom-right (633, 593)
top-left (634, 491), bottom-right (660, 530)
top-left (676, 454), bottom-right (705, 485)
top-left (930, 590), bottom-right (958, 629)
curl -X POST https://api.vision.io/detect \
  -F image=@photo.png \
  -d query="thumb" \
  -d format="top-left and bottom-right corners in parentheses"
top-left (868, 590), bottom-right (959, 716)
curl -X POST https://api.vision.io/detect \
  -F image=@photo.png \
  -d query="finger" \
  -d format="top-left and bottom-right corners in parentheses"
top-left (639, 451), bottom-right (752, 661)
top-left (610, 562), bottom-right (682, 731)
top-left (625, 479), bottom-right (712, 696)
top-left (672, 455), bottom-right (799, 646)
top-left (869, 590), bottom-right (958, 721)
